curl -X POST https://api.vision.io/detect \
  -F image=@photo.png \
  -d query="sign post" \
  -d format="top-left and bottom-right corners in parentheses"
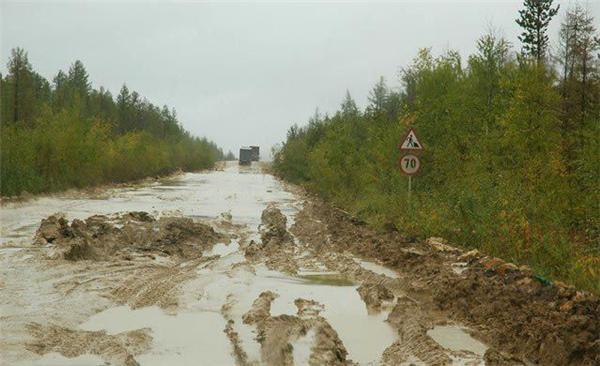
top-left (398, 128), bottom-right (423, 204)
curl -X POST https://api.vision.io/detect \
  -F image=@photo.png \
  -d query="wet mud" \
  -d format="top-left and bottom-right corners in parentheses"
top-left (290, 197), bottom-right (600, 366)
top-left (1, 162), bottom-right (597, 365)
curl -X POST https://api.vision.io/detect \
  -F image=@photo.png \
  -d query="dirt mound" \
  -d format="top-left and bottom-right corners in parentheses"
top-left (243, 291), bottom-right (278, 324)
top-left (294, 298), bottom-right (324, 317)
top-left (357, 281), bottom-right (394, 312)
top-left (259, 204), bottom-right (292, 246)
top-left (34, 212), bottom-right (228, 261)
top-left (26, 322), bottom-right (151, 366)
top-left (242, 292), bottom-right (350, 366)
top-left (383, 296), bottom-right (450, 365)
top-left (243, 204), bottom-right (298, 274)
top-left (435, 266), bottom-right (600, 365)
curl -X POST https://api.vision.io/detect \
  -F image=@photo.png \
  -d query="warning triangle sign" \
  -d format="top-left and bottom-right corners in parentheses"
top-left (400, 129), bottom-right (422, 150)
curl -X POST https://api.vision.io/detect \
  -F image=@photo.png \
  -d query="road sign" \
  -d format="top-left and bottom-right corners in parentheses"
top-left (399, 128), bottom-right (422, 151)
top-left (399, 154), bottom-right (420, 175)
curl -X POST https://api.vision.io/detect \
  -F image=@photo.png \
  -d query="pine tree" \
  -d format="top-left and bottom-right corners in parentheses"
top-left (516, 0), bottom-right (559, 63)
top-left (67, 60), bottom-right (91, 97)
top-left (340, 90), bottom-right (359, 117)
top-left (367, 76), bottom-right (388, 115)
top-left (116, 84), bottom-right (131, 133)
top-left (6, 48), bottom-right (35, 123)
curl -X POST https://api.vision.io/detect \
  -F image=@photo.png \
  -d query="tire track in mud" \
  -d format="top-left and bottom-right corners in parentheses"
top-left (382, 297), bottom-right (450, 365)
top-left (110, 257), bottom-right (217, 310)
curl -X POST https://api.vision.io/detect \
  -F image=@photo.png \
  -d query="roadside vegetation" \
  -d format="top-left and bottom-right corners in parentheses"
top-left (1, 50), bottom-right (223, 197)
top-left (273, 2), bottom-right (599, 292)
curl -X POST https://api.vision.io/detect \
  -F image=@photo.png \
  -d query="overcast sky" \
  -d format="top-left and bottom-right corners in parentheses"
top-left (2, 1), bottom-right (598, 157)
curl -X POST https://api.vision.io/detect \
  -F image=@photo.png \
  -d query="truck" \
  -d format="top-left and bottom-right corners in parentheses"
top-left (249, 146), bottom-right (260, 161)
top-left (239, 147), bottom-right (252, 165)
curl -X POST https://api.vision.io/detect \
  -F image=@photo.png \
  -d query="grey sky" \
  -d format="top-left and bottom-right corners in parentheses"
top-left (2, 1), bottom-right (598, 157)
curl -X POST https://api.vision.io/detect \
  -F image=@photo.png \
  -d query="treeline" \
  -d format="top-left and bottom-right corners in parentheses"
top-left (1, 49), bottom-right (223, 196)
top-left (273, 2), bottom-right (599, 292)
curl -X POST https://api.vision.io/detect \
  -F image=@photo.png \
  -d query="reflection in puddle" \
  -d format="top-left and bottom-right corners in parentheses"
top-left (298, 272), bottom-right (355, 286)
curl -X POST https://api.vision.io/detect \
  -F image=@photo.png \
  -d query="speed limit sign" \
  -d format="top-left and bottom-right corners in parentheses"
top-left (399, 154), bottom-right (420, 175)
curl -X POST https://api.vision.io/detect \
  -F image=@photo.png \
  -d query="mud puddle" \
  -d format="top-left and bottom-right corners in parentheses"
top-left (80, 305), bottom-right (234, 366)
top-left (427, 325), bottom-right (487, 357)
top-left (353, 258), bottom-right (400, 279)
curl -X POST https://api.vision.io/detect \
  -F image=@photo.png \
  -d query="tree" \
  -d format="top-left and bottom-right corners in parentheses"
top-left (568, 6), bottom-right (600, 119)
top-left (116, 84), bottom-right (131, 133)
top-left (67, 60), bottom-right (90, 97)
top-left (367, 76), bottom-right (388, 115)
top-left (340, 90), bottom-right (359, 118)
top-left (6, 48), bottom-right (35, 123)
top-left (469, 32), bottom-right (511, 134)
top-left (556, 6), bottom-right (600, 172)
top-left (516, 0), bottom-right (559, 63)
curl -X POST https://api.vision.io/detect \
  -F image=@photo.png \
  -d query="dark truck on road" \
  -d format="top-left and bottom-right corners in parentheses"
top-left (239, 147), bottom-right (252, 165)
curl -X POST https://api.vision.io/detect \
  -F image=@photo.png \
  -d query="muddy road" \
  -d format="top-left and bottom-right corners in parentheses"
top-left (1, 162), bottom-right (598, 366)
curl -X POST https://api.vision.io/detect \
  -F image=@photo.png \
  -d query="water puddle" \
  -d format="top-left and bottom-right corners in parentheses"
top-left (427, 325), bottom-right (488, 356)
top-left (255, 267), bottom-right (396, 364)
top-left (80, 305), bottom-right (235, 366)
top-left (291, 328), bottom-right (316, 364)
top-left (26, 353), bottom-right (106, 366)
top-left (204, 241), bottom-right (240, 257)
top-left (354, 258), bottom-right (400, 278)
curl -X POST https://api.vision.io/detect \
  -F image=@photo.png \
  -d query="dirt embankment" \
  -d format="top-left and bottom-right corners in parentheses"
top-left (290, 196), bottom-right (600, 366)
top-left (35, 211), bottom-right (227, 261)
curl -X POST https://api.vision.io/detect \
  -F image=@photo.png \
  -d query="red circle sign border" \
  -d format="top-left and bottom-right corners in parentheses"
top-left (399, 154), bottom-right (421, 175)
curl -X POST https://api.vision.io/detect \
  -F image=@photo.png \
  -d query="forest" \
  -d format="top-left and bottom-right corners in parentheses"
top-left (273, 2), bottom-right (600, 292)
top-left (0, 49), bottom-right (223, 197)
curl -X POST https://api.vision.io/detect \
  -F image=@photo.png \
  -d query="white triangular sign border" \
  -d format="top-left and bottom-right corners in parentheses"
top-left (400, 129), bottom-right (422, 150)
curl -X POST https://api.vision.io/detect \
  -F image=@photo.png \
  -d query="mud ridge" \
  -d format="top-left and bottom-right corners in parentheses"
top-left (291, 197), bottom-right (600, 365)
top-left (242, 292), bottom-right (351, 366)
top-left (35, 211), bottom-right (228, 261)
top-left (26, 322), bottom-right (151, 366)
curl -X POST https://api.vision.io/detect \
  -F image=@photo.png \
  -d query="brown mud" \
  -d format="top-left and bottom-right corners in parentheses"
top-left (4, 211), bottom-right (234, 365)
top-left (3, 166), bottom-right (598, 365)
top-left (289, 196), bottom-right (600, 366)
top-left (35, 211), bottom-right (227, 261)
top-left (241, 292), bottom-right (350, 366)
top-left (25, 323), bottom-right (151, 366)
